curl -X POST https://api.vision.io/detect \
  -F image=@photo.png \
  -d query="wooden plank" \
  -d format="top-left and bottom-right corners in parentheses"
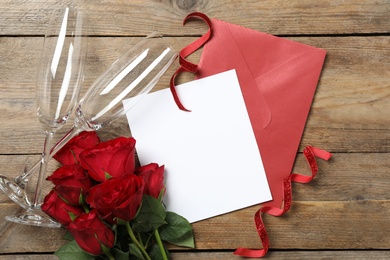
top-left (0, 203), bottom-right (67, 253)
top-left (291, 152), bottom-right (390, 202)
top-left (301, 35), bottom-right (390, 152)
top-left (1, 251), bottom-right (390, 260)
top-left (190, 200), bottom-right (390, 250)
top-left (1, 152), bottom-right (389, 204)
top-left (0, 256), bottom-right (58, 260)
top-left (307, 38), bottom-right (390, 128)
top-left (0, 0), bottom-right (389, 35)
top-left (171, 250), bottom-right (390, 259)
top-left (0, 36), bottom-right (389, 154)
top-left (0, 200), bottom-right (389, 253)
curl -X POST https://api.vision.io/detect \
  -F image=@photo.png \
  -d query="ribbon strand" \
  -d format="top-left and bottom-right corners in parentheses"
top-left (234, 146), bottom-right (332, 258)
top-left (169, 12), bottom-right (213, 111)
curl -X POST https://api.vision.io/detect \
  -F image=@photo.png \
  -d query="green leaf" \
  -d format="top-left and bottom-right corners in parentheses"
top-left (54, 240), bottom-right (95, 260)
top-left (132, 195), bottom-right (167, 232)
top-left (159, 212), bottom-right (195, 248)
top-left (141, 195), bottom-right (166, 219)
top-left (105, 171), bottom-right (112, 180)
top-left (79, 191), bottom-right (83, 205)
top-left (111, 247), bottom-right (129, 260)
top-left (132, 213), bottom-right (167, 233)
top-left (68, 211), bottom-right (78, 222)
top-left (129, 243), bottom-right (146, 260)
top-left (148, 243), bottom-right (170, 260)
top-left (62, 231), bottom-right (74, 241)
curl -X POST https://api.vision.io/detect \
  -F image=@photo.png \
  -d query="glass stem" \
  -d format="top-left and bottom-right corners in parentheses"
top-left (14, 125), bottom-right (84, 188)
top-left (31, 125), bottom-right (84, 208)
top-left (50, 126), bottom-right (83, 156)
top-left (32, 130), bottom-right (55, 208)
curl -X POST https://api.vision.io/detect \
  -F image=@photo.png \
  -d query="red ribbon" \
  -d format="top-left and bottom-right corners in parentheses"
top-left (234, 146), bottom-right (332, 258)
top-left (169, 12), bottom-right (213, 111)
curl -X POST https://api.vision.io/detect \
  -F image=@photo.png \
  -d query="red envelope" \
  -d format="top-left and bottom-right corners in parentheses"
top-left (171, 14), bottom-right (326, 209)
top-left (196, 19), bottom-right (326, 208)
top-left (169, 13), bottom-right (329, 257)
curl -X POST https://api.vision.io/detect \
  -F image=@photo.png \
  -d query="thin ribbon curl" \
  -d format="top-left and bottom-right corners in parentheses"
top-left (170, 12), bottom-right (332, 258)
top-left (169, 12), bottom-right (212, 111)
top-left (234, 146), bottom-right (332, 258)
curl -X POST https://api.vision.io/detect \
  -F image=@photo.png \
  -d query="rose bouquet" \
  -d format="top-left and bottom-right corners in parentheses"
top-left (42, 131), bottom-right (194, 259)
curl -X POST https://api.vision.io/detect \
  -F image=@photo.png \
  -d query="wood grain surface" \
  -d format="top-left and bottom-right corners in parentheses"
top-left (0, 0), bottom-right (389, 259)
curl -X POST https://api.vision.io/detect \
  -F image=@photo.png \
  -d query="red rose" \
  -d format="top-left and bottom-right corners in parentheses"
top-left (135, 163), bottom-right (165, 199)
top-left (46, 164), bottom-right (94, 205)
top-left (79, 137), bottom-right (136, 182)
top-left (86, 174), bottom-right (144, 222)
top-left (41, 190), bottom-right (84, 226)
top-left (67, 209), bottom-right (115, 255)
top-left (53, 131), bottom-right (100, 165)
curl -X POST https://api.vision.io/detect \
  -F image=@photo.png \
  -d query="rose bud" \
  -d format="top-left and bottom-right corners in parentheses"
top-left (67, 210), bottom-right (115, 256)
top-left (86, 173), bottom-right (144, 222)
top-left (41, 190), bottom-right (84, 226)
top-left (135, 163), bottom-right (165, 199)
top-left (46, 164), bottom-right (93, 205)
top-left (53, 131), bottom-right (100, 165)
top-left (80, 137), bottom-right (136, 182)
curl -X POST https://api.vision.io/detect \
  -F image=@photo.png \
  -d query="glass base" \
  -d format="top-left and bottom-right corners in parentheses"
top-left (0, 175), bottom-right (31, 209)
top-left (5, 208), bottom-right (61, 228)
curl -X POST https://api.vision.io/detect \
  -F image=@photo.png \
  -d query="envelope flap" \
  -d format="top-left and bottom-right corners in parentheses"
top-left (227, 21), bottom-right (320, 78)
top-left (197, 19), bottom-right (272, 130)
top-left (255, 49), bottom-right (326, 110)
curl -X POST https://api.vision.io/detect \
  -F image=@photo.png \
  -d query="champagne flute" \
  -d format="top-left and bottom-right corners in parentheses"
top-left (1, 7), bottom-right (88, 227)
top-left (5, 33), bottom-right (177, 227)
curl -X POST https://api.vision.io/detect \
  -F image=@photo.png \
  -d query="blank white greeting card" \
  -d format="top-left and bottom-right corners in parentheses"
top-left (124, 69), bottom-right (272, 223)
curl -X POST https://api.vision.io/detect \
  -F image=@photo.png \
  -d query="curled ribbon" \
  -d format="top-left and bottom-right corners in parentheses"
top-left (234, 146), bottom-right (332, 258)
top-left (169, 12), bottom-right (212, 111)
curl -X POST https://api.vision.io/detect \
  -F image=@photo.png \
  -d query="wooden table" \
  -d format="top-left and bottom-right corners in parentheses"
top-left (0, 1), bottom-right (389, 259)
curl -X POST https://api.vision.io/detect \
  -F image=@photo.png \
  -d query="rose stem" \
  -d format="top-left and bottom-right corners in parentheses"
top-left (125, 221), bottom-right (151, 260)
top-left (154, 229), bottom-right (168, 260)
